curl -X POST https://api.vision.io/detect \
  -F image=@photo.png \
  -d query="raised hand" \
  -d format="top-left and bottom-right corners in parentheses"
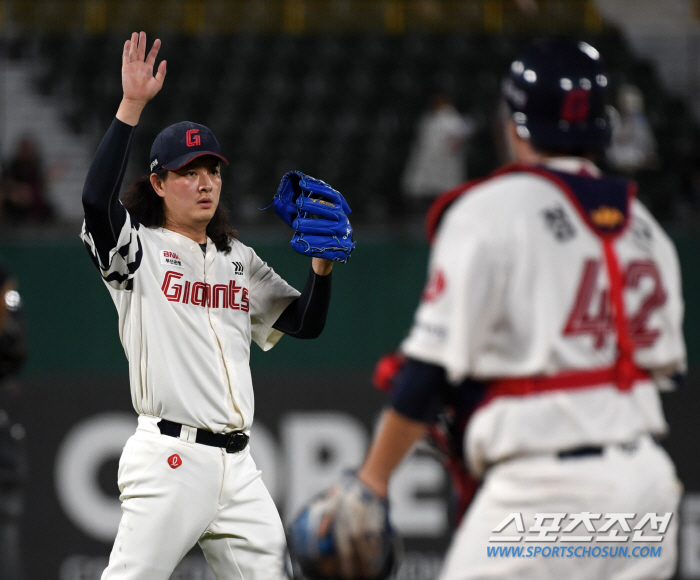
top-left (117, 31), bottom-right (167, 126)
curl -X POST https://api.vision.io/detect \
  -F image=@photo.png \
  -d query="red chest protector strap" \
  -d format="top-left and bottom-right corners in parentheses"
top-left (428, 164), bottom-right (648, 402)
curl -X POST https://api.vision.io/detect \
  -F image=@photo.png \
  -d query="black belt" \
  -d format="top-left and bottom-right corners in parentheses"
top-left (557, 440), bottom-right (640, 460)
top-left (557, 445), bottom-right (604, 459)
top-left (158, 419), bottom-right (249, 453)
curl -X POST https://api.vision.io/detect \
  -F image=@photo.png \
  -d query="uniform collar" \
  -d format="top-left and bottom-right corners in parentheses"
top-left (542, 157), bottom-right (602, 178)
top-left (159, 227), bottom-right (212, 246)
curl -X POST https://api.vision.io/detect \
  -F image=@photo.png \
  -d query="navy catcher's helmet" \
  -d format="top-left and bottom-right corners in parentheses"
top-left (502, 37), bottom-right (612, 153)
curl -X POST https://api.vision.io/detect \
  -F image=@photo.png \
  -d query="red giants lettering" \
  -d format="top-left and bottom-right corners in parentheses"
top-left (191, 282), bottom-right (209, 306)
top-left (161, 271), bottom-right (184, 302)
top-left (161, 271), bottom-right (249, 312)
top-left (212, 284), bottom-right (228, 308)
top-left (242, 288), bottom-right (249, 311)
top-left (229, 280), bottom-right (242, 310)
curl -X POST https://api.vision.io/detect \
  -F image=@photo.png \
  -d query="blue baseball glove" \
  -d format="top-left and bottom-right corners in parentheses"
top-left (270, 171), bottom-right (356, 263)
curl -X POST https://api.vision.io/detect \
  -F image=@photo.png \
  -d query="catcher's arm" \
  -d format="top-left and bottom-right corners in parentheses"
top-left (357, 409), bottom-right (428, 497)
top-left (359, 357), bottom-right (456, 495)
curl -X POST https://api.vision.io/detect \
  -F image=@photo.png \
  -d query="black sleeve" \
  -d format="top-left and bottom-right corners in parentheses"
top-left (390, 357), bottom-right (486, 423)
top-left (82, 117), bottom-right (136, 265)
top-left (390, 358), bottom-right (451, 423)
top-left (272, 269), bottom-right (332, 339)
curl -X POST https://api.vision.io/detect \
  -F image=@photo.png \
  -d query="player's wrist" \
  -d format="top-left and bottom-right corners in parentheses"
top-left (311, 258), bottom-right (333, 276)
top-left (116, 98), bottom-right (147, 126)
top-left (357, 467), bottom-right (388, 498)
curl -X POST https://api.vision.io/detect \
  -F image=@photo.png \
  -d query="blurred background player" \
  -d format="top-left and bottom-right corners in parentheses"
top-left (606, 83), bottom-right (659, 174)
top-left (0, 263), bottom-right (27, 580)
top-left (291, 37), bottom-right (685, 580)
top-left (401, 89), bottom-right (475, 218)
top-left (0, 138), bottom-right (53, 224)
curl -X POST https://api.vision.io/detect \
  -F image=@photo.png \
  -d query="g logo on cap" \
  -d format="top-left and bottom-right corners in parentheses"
top-left (186, 129), bottom-right (201, 147)
top-left (149, 121), bottom-right (228, 173)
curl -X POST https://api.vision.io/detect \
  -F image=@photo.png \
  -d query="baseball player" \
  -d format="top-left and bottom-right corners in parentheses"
top-left (290, 38), bottom-right (685, 580)
top-left (80, 33), bottom-right (353, 580)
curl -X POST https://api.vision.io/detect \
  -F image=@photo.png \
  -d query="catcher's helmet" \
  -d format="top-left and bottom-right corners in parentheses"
top-left (502, 37), bottom-right (612, 153)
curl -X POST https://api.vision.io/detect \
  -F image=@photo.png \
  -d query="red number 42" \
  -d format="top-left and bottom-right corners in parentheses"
top-left (563, 259), bottom-right (667, 349)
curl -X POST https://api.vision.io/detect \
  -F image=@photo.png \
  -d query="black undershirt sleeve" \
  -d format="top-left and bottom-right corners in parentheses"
top-left (273, 269), bottom-right (332, 339)
top-left (82, 117), bottom-right (136, 264)
top-left (390, 357), bottom-right (486, 424)
top-left (390, 358), bottom-right (451, 423)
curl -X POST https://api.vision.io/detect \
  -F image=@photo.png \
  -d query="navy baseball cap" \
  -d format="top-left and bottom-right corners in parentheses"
top-left (149, 121), bottom-right (228, 173)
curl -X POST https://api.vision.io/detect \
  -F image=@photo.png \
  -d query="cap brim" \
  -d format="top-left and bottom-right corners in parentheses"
top-left (160, 151), bottom-right (229, 172)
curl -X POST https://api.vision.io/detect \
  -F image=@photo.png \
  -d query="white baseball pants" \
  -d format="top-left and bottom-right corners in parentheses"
top-left (101, 415), bottom-right (287, 580)
top-left (439, 435), bottom-right (681, 580)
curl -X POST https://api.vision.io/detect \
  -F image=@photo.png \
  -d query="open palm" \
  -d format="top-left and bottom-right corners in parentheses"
top-left (122, 31), bottom-right (167, 104)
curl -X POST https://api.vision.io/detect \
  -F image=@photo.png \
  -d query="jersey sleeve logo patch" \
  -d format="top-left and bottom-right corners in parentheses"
top-left (422, 269), bottom-right (446, 302)
top-left (160, 250), bottom-right (183, 268)
top-left (168, 454), bottom-right (182, 469)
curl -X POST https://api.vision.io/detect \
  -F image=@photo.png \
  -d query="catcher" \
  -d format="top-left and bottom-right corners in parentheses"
top-left (289, 38), bottom-right (684, 580)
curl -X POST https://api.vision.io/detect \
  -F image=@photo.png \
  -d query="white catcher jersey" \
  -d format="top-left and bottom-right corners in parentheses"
top-left (81, 213), bottom-right (299, 432)
top-left (401, 158), bottom-right (685, 476)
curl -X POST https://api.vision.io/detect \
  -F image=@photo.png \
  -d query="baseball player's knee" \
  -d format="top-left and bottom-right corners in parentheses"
top-left (101, 555), bottom-right (179, 580)
top-left (202, 535), bottom-right (287, 580)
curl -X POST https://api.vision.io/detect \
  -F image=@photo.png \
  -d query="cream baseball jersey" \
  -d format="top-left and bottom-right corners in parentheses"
top-left (81, 212), bottom-right (299, 432)
top-left (401, 158), bottom-right (686, 475)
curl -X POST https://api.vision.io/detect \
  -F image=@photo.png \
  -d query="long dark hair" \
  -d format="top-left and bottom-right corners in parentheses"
top-left (121, 169), bottom-right (238, 254)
